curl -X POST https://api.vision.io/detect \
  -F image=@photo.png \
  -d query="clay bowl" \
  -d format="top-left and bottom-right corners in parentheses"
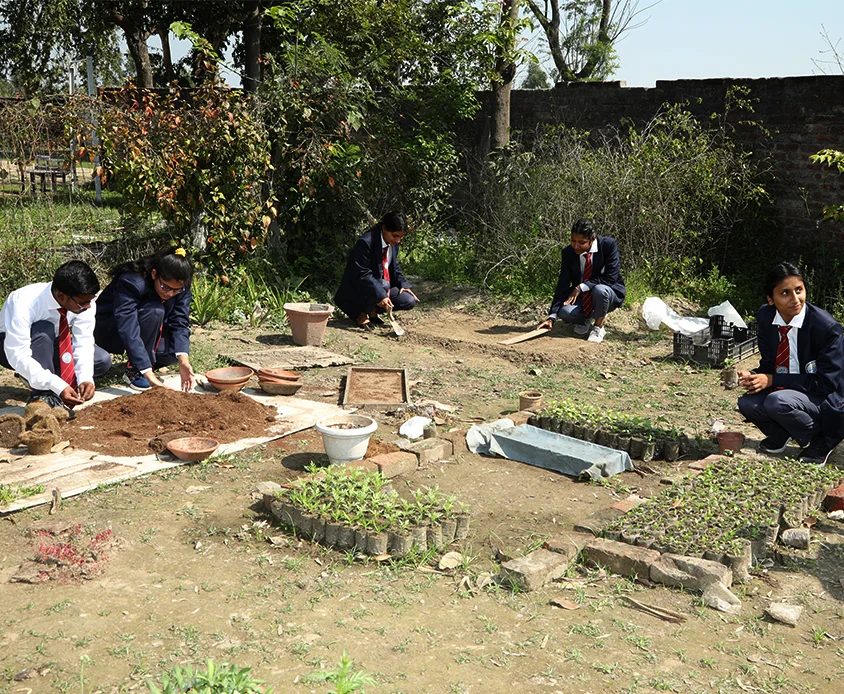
top-left (258, 379), bottom-right (303, 396)
top-left (257, 373), bottom-right (302, 385)
top-left (166, 436), bottom-right (220, 462)
top-left (257, 368), bottom-right (301, 381)
top-left (205, 366), bottom-right (254, 392)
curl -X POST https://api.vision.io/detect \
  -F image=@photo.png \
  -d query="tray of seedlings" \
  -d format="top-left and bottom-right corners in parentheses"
top-left (603, 456), bottom-right (843, 580)
top-left (269, 465), bottom-right (469, 557)
top-left (528, 400), bottom-right (695, 462)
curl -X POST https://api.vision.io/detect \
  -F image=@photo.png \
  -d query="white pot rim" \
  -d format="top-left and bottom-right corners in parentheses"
top-left (315, 414), bottom-right (378, 438)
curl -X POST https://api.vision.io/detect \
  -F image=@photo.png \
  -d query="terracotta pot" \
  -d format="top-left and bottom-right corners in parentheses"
top-left (258, 380), bottom-right (303, 396)
top-left (283, 302), bottom-right (333, 346)
top-left (165, 436), bottom-right (220, 462)
top-left (257, 368), bottom-right (300, 381)
top-left (519, 390), bottom-right (543, 412)
top-left (205, 366), bottom-right (254, 393)
top-left (716, 431), bottom-right (745, 455)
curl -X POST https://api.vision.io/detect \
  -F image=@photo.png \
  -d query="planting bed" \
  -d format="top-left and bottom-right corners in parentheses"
top-left (64, 389), bottom-right (279, 456)
top-left (604, 456), bottom-right (843, 578)
top-left (270, 465), bottom-right (469, 557)
top-left (530, 399), bottom-right (691, 461)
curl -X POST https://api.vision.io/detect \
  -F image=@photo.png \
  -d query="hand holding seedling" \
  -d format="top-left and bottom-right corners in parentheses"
top-left (60, 385), bottom-right (85, 407)
top-left (737, 369), bottom-right (772, 394)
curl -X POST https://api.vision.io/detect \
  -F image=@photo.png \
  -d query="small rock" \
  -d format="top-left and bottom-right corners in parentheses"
top-left (476, 572), bottom-right (495, 589)
top-left (828, 510), bottom-right (844, 521)
top-left (765, 602), bottom-right (803, 626)
top-left (438, 551), bottom-right (464, 570)
top-left (780, 527), bottom-right (810, 550)
top-left (701, 582), bottom-right (742, 615)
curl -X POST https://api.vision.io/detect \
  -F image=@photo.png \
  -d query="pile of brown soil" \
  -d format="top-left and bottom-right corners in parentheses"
top-left (65, 389), bottom-right (278, 457)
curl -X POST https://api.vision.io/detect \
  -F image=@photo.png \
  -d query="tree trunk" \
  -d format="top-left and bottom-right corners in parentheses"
top-left (159, 28), bottom-right (175, 83)
top-left (243, 0), bottom-right (262, 93)
top-left (490, 0), bottom-right (520, 150)
top-left (125, 27), bottom-right (154, 88)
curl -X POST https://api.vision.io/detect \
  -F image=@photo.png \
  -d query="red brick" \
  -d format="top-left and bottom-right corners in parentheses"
top-left (688, 455), bottom-right (723, 471)
top-left (544, 531), bottom-right (594, 562)
top-left (344, 459), bottom-right (379, 474)
top-left (441, 428), bottom-right (469, 455)
top-left (396, 438), bottom-right (453, 465)
top-left (823, 482), bottom-right (844, 512)
top-left (499, 549), bottom-right (570, 592)
top-left (368, 452), bottom-right (417, 478)
top-left (610, 494), bottom-right (649, 513)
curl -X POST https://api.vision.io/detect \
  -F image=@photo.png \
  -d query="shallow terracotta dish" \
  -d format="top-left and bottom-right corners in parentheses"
top-left (205, 366), bottom-right (255, 383)
top-left (206, 376), bottom-right (250, 393)
top-left (257, 368), bottom-right (300, 381)
top-left (258, 380), bottom-right (303, 396)
top-left (256, 373), bottom-right (302, 385)
top-left (166, 436), bottom-right (220, 462)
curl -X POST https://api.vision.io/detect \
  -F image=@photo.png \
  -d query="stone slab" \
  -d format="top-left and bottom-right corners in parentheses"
top-left (610, 494), bottom-right (649, 513)
top-left (396, 438), bottom-right (453, 465)
top-left (367, 452), bottom-right (417, 478)
top-left (573, 507), bottom-right (624, 536)
top-left (441, 428), bottom-right (469, 455)
top-left (544, 531), bottom-right (594, 563)
top-left (702, 581), bottom-right (741, 614)
top-left (688, 455), bottom-right (723, 471)
top-left (582, 538), bottom-right (660, 580)
top-left (650, 553), bottom-right (733, 591)
top-left (498, 549), bottom-right (570, 592)
top-left (226, 345), bottom-right (353, 370)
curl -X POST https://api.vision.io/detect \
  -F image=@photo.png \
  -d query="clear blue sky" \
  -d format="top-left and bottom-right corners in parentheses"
top-left (522, 0), bottom-right (844, 86)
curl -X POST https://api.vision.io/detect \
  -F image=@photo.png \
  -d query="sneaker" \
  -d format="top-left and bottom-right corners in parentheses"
top-left (573, 318), bottom-right (594, 335)
top-left (26, 390), bottom-right (75, 419)
top-left (799, 441), bottom-right (832, 466)
top-left (123, 367), bottom-right (151, 391)
top-left (759, 435), bottom-right (790, 454)
top-left (587, 325), bottom-right (607, 343)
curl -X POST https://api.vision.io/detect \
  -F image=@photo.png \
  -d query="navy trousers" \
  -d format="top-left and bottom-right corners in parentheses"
top-left (95, 300), bottom-right (179, 369)
top-left (556, 284), bottom-right (622, 324)
top-left (344, 279), bottom-right (416, 320)
top-left (737, 388), bottom-right (826, 447)
top-left (0, 320), bottom-right (112, 384)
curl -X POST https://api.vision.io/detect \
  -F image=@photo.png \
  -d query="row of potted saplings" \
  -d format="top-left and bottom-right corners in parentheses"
top-left (271, 466), bottom-right (469, 557)
top-left (528, 400), bottom-right (691, 462)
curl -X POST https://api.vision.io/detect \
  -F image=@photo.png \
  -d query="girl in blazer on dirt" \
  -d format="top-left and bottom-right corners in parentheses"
top-left (537, 217), bottom-right (626, 344)
top-left (94, 248), bottom-right (195, 392)
top-left (737, 262), bottom-right (844, 465)
top-left (333, 211), bottom-right (419, 331)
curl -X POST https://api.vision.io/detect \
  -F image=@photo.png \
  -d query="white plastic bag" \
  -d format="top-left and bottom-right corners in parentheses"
top-left (708, 301), bottom-right (747, 329)
top-left (399, 416), bottom-right (432, 439)
top-left (642, 297), bottom-right (709, 336)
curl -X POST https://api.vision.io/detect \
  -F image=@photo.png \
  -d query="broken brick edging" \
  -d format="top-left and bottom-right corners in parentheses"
top-left (825, 481), bottom-right (844, 512)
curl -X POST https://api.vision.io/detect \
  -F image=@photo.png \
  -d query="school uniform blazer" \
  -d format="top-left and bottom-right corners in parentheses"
top-left (333, 224), bottom-right (411, 318)
top-left (548, 235), bottom-right (626, 318)
top-left (754, 302), bottom-right (844, 449)
top-left (95, 272), bottom-right (192, 373)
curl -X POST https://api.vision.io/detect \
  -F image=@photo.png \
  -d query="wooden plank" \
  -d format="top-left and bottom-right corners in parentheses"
top-left (498, 327), bottom-right (551, 345)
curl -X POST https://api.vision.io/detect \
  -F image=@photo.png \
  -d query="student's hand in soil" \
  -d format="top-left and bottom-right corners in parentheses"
top-left (179, 361), bottom-right (196, 392)
top-left (738, 370), bottom-right (772, 394)
top-left (77, 381), bottom-right (95, 402)
top-left (60, 385), bottom-right (85, 407)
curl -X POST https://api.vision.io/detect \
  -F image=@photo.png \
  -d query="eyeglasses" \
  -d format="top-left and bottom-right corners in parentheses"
top-left (68, 296), bottom-right (93, 309)
top-left (157, 277), bottom-right (185, 295)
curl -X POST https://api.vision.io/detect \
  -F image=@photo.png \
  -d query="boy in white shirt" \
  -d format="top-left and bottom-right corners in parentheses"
top-left (0, 261), bottom-right (112, 412)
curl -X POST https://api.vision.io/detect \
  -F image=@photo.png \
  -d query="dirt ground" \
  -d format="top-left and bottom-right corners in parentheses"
top-left (1, 289), bottom-right (843, 694)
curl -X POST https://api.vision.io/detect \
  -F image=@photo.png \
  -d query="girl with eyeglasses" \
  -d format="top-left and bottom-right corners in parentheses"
top-left (94, 248), bottom-right (195, 392)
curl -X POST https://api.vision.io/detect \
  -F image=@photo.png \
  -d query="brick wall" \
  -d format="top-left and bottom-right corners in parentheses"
top-left (467, 76), bottom-right (844, 244)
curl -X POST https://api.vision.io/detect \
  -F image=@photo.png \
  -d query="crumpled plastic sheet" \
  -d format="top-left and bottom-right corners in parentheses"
top-left (642, 297), bottom-right (746, 340)
top-left (470, 423), bottom-right (633, 481)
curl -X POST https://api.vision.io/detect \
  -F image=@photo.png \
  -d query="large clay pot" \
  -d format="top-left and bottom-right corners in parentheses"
top-left (315, 414), bottom-right (378, 465)
top-left (717, 431), bottom-right (745, 455)
top-left (518, 390), bottom-right (543, 412)
top-left (284, 302), bottom-right (334, 346)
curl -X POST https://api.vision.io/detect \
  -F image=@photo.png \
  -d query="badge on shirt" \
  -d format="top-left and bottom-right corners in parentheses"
top-left (806, 360), bottom-right (817, 374)
top-left (61, 352), bottom-right (72, 364)
top-left (776, 366), bottom-right (788, 374)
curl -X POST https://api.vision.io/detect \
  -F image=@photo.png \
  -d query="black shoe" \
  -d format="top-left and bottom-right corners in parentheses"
top-left (369, 314), bottom-right (386, 326)
top-left (27, 390), bottom-right (75, 419)
top-left (799, 441), bottom-right (832, 466)
top-left (759, 434), bottom-right (790, 454)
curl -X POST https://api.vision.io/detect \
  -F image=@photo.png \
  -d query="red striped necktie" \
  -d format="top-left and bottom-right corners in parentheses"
top-left (773, 326), bottom-right (791, 390)
top-left (382, 246), bottom-right (390, 282)
top-left (57, 308), bottom-right (78, 390)
top-left (581, 252), bottom-right (593, 317)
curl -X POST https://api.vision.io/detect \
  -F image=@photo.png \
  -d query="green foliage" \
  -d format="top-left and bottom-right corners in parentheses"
top-left (520, 61), bottom-right (551, 89)
top-left (0, 483), bottom-right (45, 506)
top-left (541, 399), bottom-right (683, 441)
top-left (146, 659), bottom-right (271, 694)
top-left (810, 148), bottom-right (844, 222)
top-left (439, 91), bottom-right (772, 305)
top-left (303, 652), bottom-right (375, 694)
top-left (71, 55), bottom-right (272, 272)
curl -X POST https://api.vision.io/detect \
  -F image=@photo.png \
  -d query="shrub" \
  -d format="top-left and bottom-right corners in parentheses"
top-left (146, 659), bottom-right (271, 694)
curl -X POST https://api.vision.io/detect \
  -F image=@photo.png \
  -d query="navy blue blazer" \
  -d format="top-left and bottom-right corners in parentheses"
top-left (549, 235), bottom-right (626, 318)
top-left (754, 302), bottom-right (844, 448)
top-left (334, 224), bottom-right (411, 318)
top-left (96, 272), bottom-right (192, 372)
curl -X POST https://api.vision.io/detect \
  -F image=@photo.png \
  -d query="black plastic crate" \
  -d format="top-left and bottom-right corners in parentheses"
top-left (709, 315), bottom-right (758, 343)
top-left (673, 320), bottom-right (758, 367)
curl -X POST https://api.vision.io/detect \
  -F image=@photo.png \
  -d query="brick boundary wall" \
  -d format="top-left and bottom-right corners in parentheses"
top-left (465, 76), bottom-right (844, 245)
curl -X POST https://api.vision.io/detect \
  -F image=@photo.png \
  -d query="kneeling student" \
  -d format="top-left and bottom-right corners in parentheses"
top-left (737, 262), bottom-right (844, 465)
top-left (94, 248), bottom-right (195, 392)
top-left (0, 260), bottom-right (112, 411)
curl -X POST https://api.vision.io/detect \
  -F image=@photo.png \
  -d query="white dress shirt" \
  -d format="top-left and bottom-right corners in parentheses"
top-left (772, 304), bottom-right (805, 374)
top-left (0, 282), bottom-right (97, 394)
top-left (380, 235), bottom-right (391, 279)
top-left (578, 238), bottom-right (599, 292)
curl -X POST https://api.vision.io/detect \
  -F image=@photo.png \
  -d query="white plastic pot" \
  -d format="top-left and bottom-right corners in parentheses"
top-left (315, 414), bottom-right (378, 465)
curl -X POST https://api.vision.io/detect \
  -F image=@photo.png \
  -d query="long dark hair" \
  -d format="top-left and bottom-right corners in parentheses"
top-left (764, 262), bottom-right (805, 299)
top-left (112, 247), bottom-right (193, 284)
